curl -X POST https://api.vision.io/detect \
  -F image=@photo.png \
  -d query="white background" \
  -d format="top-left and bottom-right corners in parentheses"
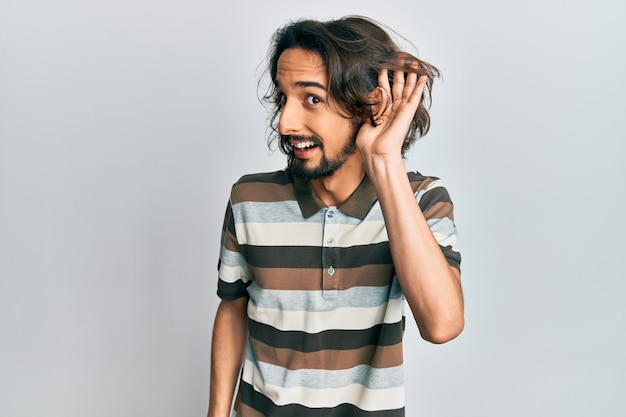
top-left (1, 0), bottom-right (625, 416)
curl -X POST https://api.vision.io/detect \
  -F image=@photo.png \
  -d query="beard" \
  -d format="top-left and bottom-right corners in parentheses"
top-left (284, 123), bottom-right (360, 180)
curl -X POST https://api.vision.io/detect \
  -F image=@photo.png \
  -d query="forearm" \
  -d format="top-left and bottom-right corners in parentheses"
top-left (365, 155), bottom-right (464, 343)
top-left (208, 298), bottom-right (249, 417)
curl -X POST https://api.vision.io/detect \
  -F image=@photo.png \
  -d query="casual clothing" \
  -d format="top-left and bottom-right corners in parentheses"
top-left (217, 169), bottom-right (460, 417)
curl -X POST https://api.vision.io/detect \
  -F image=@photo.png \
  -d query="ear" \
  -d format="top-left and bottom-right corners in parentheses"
top-left (366, 87), bottom-right (389, 125)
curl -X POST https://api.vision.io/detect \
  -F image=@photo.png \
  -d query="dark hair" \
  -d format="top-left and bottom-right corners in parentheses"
top-left (261, 15), bottom-right (441, 156)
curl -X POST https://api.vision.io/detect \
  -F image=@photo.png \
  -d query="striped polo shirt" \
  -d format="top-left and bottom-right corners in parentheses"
top-left (217, 169), bottom-right (461, 417)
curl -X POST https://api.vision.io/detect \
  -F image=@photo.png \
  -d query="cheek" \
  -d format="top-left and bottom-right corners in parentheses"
top-left (323, 114), bottom-right (354, 134)
top-left (307, 108), bottom-right (356, 141)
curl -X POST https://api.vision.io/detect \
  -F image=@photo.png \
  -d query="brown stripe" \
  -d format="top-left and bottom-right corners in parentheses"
top-left (252, 264), bottom-right (395, 291)
top-left (417, 186), bottom-right (453, 213)
top-left (236, 170), bottom-right (293, 185)
top-left (223, 229), bottom-right (240, 253)
top-left (423, 200), bottom-right (455, 222)
top-left (232, 181), bottom-right (296, 204)
top-left (409, 173), bottom-right (437, 192)
top-left (251, 338), bottom-right (403, 370)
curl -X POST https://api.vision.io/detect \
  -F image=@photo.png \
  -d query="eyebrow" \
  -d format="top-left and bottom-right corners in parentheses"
top-left (274, 80), bottom-right (327, 90)
top-left (294, 81), bottom-right (326, 90)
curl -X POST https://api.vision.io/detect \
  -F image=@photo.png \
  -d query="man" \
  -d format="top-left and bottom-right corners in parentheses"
top-left (208, 16), bottom-right (463, 417)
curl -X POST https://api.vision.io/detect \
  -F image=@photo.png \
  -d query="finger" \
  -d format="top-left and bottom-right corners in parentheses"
top-left (403, 59), bottom-right (419, 100)
top-left (392, 63), bottom-right (405, 100)
top-left (406, 75), bottom-right (428, 111)
top-left (408, 75), bottom-right (428, 105)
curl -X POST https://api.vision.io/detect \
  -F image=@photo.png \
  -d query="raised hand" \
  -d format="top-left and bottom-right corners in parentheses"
top-left (355, 56), bottom-right (428, 161)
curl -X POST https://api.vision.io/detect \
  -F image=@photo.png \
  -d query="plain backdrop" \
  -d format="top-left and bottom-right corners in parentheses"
top-left (1, 0), bottom-right (625, 416)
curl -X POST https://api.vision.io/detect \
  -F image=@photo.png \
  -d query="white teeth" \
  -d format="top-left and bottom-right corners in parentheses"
top-left (293, 141), bottom-right (315, 149)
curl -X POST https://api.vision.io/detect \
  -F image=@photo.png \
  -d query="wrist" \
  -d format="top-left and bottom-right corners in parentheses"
top-left (362, 153), bottom-right (406, 184)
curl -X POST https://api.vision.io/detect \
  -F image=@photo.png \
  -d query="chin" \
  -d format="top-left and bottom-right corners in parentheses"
top-left (287, 143), bottom-right (354, 180)
top-left (288, 165), bottom-right (333, 180)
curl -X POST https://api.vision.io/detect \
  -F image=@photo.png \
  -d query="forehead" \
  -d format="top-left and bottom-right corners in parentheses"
top-left (275, 48), bottom-right (328, 88)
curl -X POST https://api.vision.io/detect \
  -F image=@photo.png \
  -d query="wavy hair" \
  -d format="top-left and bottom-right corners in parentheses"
top-left (260, 16), bottom-right (441, 156)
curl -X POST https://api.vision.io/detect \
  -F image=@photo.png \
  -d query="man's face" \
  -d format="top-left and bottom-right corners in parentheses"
top-left (275, 48), bottom-right (360, 180)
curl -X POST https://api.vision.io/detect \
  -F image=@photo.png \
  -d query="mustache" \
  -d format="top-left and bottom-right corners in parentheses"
top-left (281, 135), bottom-right (323, 148)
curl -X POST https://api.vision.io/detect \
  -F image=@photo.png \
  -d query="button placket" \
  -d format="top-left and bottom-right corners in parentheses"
top-left (322, 207), bottom-right (339, 295)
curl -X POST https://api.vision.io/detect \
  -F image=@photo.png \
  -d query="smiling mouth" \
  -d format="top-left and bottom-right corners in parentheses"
top-left (291, 140), bottom-right (318, 151)
top-left (288, 135), bottom-right (323, 154)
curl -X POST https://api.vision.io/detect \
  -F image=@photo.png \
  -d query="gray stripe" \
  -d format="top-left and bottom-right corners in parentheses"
top-left (232, 201), bottom-right (378, 225)
top-left (426, 217), bottom-right (458, 237)
top-left (219, 247), bottom-right (248, 269)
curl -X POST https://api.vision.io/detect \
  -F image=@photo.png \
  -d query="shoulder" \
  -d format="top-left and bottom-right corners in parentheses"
top-left (407, 170), bottom-right (455, 213)
top-left (234, 169), bottom-right (293, 186)
top-left (230, 169), bottom-right (296, 205)
top-left (407, 171), bottom-right (448, 194)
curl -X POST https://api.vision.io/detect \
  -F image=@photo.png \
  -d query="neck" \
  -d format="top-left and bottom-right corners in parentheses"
top-left (310, 152), bottom-right (365, 207)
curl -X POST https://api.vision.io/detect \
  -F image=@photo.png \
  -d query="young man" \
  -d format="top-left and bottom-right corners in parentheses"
top-left (208, 16), bottom-right (463, 417)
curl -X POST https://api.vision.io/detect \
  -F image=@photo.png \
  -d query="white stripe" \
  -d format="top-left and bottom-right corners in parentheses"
top-left (415, 179), bottom-right (447, 202)
top-left (235, 221), bottom-right (388, 247)
top-left (242, 358), bottom-right (405, 410)
top-left (248, 296), bottom-right (404, 332)
top-left (425, 178), bottom-right (445, 191)
top-left (433, 231), bottom-right (458, 251)
top-left (219, 264), bottom-right (249, 284)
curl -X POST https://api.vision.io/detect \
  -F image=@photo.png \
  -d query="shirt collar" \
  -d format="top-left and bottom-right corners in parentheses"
top-left (293, 173), bottom-right (378, 220)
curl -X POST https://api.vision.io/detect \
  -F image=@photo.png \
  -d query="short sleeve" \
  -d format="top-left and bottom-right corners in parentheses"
top-left (216, 200), bottom-right (251, 300)
top-left (412, 175), bottom-right (462, 271)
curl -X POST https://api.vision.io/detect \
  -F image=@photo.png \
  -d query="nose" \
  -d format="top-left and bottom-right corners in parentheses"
top-left (277, 100), bottom-right (303, 136)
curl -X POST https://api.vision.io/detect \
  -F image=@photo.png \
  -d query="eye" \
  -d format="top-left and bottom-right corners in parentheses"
top-left (305, 95), bottom-right (322, 105)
